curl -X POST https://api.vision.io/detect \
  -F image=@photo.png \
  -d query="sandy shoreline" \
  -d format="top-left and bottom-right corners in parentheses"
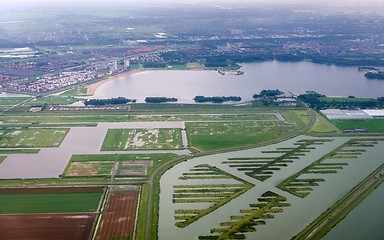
top-left (85, 70), bottom-right (143, 96)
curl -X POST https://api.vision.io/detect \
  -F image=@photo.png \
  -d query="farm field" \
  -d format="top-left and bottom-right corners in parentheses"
top-left (332, 119), bottom-right (384, 132)
top-left (0, 191), bottom-right (102, 214)
top-left (308, 113), bottom-right (340, 134)
top-left (97, 189), bottom-right (139, 240)
top-left (186, 119), bottom-right (299, 152)
top-left (101, 128), bottom-right (183, 150)
top-left (0, 213), bottom-right (97, 240)
top-left (0, 128), bottom-right (68, 148)
top-left (64, 153), bottom-right (179, 178)
top-left (0, 100), bottom-right (382, 240)
top-left (0, 97), bottom-right (30, 106)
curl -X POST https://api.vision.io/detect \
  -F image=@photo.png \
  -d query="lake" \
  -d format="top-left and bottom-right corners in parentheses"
top-left (92, 61), bottom-right (384, 103)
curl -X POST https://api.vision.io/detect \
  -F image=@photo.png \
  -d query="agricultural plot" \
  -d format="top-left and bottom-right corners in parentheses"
top-left (199, 191), bottom-right (290, 240)
top-left (0, 189), bottom-right (102, 214)
top-left (101, 128), bottom-right (183, 150)
top-left (0, 97), bottom-right (30, 106)
top-left (0, 128), bottom-right (68, 148)
top-left (223, 139), bottom-right (333, 181)
top-left (26, 96), bottom-right (80, 106)
top-left (97, 187), bottom-right (139, 240)
top-left (65, 161), bottom-right (114, 177)
top-left (118, 160), bottom-right (152, 176)
top-left (308, 113), bottom-right (340, 134)
top-left (130, 113), bottom-right (279, 122)
top-left (64, 153), bottom-right (177, 177)
top-left (277, 138), bottom-right (384, 198)
top-left (186, 120), bottom-right (298, 151)
top-left (173, 164), bottom-right (254, 228)
top-left (0, 213), bottom-right (97, 240)
top-left (332, 119), bottom-right (384, 132)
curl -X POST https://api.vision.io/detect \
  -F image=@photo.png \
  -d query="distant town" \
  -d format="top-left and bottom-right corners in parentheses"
top-left (1, 3), bottom-right (384, 95)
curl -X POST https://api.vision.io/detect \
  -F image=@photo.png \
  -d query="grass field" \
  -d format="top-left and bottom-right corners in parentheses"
top-left (0, 192), bottom-right (102, 214)
top-left (332, 119), bottom-right (384, 132)
top-left (186, 120), bottom-right (297, 151)
top-left (26, 96), bottom-right (81, 105)
top-left (0, 97), bottom-right (30, 106)
top-left (0, 128), bottom-right (68, 148)
top-left (101, 128), bottom-right (183, 150)
top-left (308, 113), bottom-right (340, 134)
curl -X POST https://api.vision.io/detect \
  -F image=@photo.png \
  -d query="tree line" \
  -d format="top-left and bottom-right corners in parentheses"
top-left (84, 97), bottom-right (136, 106)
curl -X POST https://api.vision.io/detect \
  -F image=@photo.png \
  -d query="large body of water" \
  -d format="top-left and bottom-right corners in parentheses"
top-left (323, 183), bottom-right (384, 240)
top-left (93, 61), bottom-right (384, 102)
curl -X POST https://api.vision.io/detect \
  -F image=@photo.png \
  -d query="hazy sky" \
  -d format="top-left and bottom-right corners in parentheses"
top-left (1, 0), bottom-right (384, 9)
top-left (1, 0), bottom-right (384, 5)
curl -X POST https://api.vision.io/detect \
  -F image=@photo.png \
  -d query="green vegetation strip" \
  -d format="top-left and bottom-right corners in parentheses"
top-left (0, 149), bottom-right (40, 154)
top-left (174, 164), bottom-right (254, 228)
top-left (223, 139), bottom-right (332, 181)
top-left (199, 191), bottom-right (290, 240)
top-left (278, 138), bottom-right (384, 198)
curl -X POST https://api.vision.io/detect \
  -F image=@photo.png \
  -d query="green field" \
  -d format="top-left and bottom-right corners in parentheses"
top-left (101, 128), bottom-right (183, 150)
top-left (308, 113), bottom-right (340, 134)
top-left (0, 192), bottom-right (102, 214)
top-left (0, 97), bottom-right (30, 106)
top-left (0, 128), bottom-right (68, 148)
top-left (332, 119), bottom-right (384, 132)
top-left (186, 120), bottom-right (298, 151)
top-left (26, 96), bottom-right (81, 105)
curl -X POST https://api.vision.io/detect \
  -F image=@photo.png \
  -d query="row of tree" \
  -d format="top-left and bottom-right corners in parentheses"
top-left (365, 71), bottom-right (384, 80)
top-left (144, 97), bottom-right (178, 103)
top-left (193, 96), bottom-right (241, 103)
top-left (84, 97), bottom-right (136, 106)
top-left (298, 93), bottom-right (384, 110)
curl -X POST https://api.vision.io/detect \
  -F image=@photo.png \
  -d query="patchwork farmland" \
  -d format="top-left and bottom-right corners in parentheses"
top-left (0, 100), bottom-right (383, 240)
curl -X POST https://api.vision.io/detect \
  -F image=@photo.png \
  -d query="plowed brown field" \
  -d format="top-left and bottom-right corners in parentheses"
top-left (97, 192), bottom-right (139, 240)
top-left (0, 213), bottom-right (97, 240)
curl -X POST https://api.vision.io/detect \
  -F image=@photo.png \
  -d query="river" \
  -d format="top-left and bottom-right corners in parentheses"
top-left (92, 61), bottom-right (384, 103)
